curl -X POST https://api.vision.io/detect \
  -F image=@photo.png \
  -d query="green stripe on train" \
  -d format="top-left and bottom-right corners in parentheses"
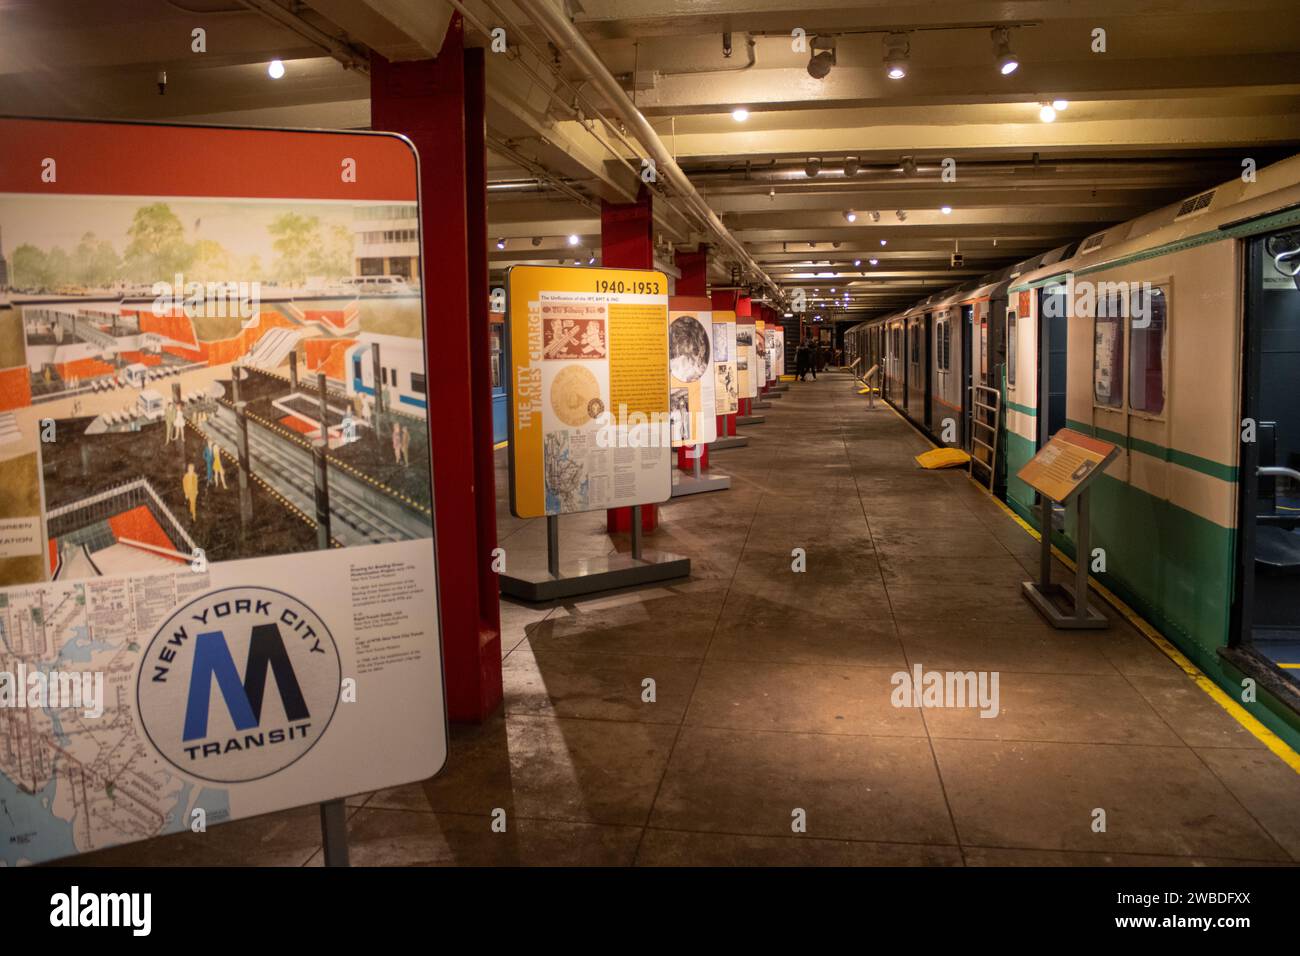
top-left (1067, 418), bottom-right (1238, 482)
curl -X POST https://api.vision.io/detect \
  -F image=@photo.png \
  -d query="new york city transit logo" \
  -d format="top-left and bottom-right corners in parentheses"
top-left (137, 587), bottom-right (341, 784)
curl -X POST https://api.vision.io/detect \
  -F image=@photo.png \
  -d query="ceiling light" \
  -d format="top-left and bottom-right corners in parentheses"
top-left (881, 239), bottom-right (888, 246)
top-left (496, 237), bottom-right (506, 250)
top-left (844, 210), bottom-right (857, 223)
top-left (731, 107), bottom-right (749, 122)
top-left (588, 255), bottom-right (596, 265)
top-left (992, 28), bottom-right (1018, 75)
top-left (853, 259), bottom-right (862, 267)
top-left (941, 205), bottom-right (953, 215)
top-left (804, 158), bottom-right (822, 178)
top-left (807, 37), bottom-right (836, 79)
top-left (573, 258), bottom-right (581, 265)
top-left (567, 234), bottom-right (580, 246)
top-left (869, 258), bottom-right (879, 266)
top-left (883, 33), bottom-right (909, 80)
top-left (1052, 99), bottom-right (1069, 111)
top-left (268, 59), bottom-right (285, 79)
top-left (1039, 103), bottom-right (1057, 123)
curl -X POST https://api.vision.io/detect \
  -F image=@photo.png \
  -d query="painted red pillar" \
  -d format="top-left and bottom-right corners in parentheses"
top-left (603, 189), bottom-right (658, 534)
top-left (370, 17), bottom-right (503, 723)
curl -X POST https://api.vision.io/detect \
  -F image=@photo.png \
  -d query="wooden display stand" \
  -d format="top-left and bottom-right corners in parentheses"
top-left (1018, 429), bottom-right (1120, 629)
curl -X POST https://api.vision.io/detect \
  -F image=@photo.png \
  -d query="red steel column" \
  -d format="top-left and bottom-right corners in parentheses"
top-left (371, 17), bottom-right (503, 723)
top-left (603, 189), bottom-right (657, 534)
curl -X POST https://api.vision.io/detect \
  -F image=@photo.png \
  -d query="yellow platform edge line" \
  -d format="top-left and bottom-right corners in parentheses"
top-left (493, 440), bottom-right (509, 450)
top-left (875, 395), bottom-right (1300, 773)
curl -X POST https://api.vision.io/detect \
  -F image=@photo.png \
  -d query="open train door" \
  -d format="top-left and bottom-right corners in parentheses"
top-left (1231, 228), bottom-right (1300, 707)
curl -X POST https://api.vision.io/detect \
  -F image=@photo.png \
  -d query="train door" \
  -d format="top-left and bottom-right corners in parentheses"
top-left (923, 312), bottom-right (935, 431)
top-left (1038, 283), bottom-right (1068, 446)
top-left (1235, 228), bottom-right (1300, 692)
top-left (962, 304), bottom-right (974, 448)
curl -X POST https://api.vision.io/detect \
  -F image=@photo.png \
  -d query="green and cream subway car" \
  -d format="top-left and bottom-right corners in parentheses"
top-left (844, 154), bottom-right (1300, 750)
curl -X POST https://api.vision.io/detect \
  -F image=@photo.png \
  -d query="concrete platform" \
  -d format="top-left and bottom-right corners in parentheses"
top-left (74, 377), bottom-right (1300, 867)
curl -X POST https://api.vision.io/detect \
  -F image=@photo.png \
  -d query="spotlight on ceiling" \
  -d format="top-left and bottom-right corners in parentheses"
top-left (804, 158), bottom-right (822, 178)
top-left (588, 255), bottom-right (596, 265)
top-left (880, 239), bottom-right (889, 246)
top-left (1052, 99), bottom-right (1069, 111)
top-left (1039, 103), bottom-right (1057, 123)
top-left (531, 236), bottom-right (542, 247)
top-left (843, 157), bottom-right (860, 177)
top-left (900, 155), bottom-right (918, 178)
top-left (567, 234), bottom-right (580, 246)
top-left (844, 210), bottom-right (857, 223)
top-left (992, 27), bottom-right (1018, 75)
top-left (496, 237), bottom-right (506, 250)
top-left (731, 107), bottom-right (750, 122)
top-left (883, 33), bottom-right (910, 79)
top-left (940, 205), bottom-right (953, 215)
top-left (869, 210), bottom-right (881, 222)
top-left (268, 59), bottom-right (285, 80)
top-left (869, 258), bottom-right (879, 266)
top-left (807, 37), bottom-right (836, 79)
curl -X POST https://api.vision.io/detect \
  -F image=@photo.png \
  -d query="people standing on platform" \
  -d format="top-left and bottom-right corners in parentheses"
top-left (392, 420), bottom-right (402, 464)
top-left (212, 442), bottom-right (228, 489)
top-left (400, 424), bottom-right (411, 467)
top-left (182, 463), bottom-right (199, 520)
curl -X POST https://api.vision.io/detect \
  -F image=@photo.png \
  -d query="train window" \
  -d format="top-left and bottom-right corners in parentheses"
top-left (410, 371), bottom-right (426, 394)
top-left (1129, 286), bottom-right (1166, 414)
top-left (1007, 312), bottom-right (1017, 386)
top-left (938, 320), bottom-right (951, 371)
top-left (910, 325), bottom-right (919, 364)
top-left (1093, 292), bottom-right (1125, 408)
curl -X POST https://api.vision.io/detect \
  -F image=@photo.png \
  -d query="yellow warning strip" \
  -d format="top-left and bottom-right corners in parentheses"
top-left (876, 396), bottom-right (1300, 773)
top-left (1280, 663), bottom-right (1300, 670)
top-left (493, 440), bottom-right (509, 450)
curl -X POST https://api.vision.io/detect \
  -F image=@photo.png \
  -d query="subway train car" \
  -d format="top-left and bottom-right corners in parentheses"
top-left (845, 155), bottom-right (1300, 750)
top-left (345, 332), bottom-right (429, 415)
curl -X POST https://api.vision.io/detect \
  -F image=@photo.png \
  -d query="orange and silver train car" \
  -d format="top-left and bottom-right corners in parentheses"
top-left (844, 154), bottom-right (1300, 751)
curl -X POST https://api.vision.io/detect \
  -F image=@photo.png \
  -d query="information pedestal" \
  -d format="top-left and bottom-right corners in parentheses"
top-left (1017, 429), bottom-right (1119, 630)
top-left (499, 511), bottom-right (690, 601)
top-left (671, 447), bottom-right (731, 496)
top-left (710, 435), bottom-right (750, 449)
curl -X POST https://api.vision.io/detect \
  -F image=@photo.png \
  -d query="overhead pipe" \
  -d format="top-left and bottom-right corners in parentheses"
top-left (513, 0), bottom-right (784, 303)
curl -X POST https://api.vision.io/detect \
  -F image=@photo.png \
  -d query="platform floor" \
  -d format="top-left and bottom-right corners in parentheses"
top-left (72, 373), bottom-right (1300, 867)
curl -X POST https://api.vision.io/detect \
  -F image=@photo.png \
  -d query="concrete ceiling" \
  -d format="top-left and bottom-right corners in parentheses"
top-left (4, 0), bottom-right (1299, 319)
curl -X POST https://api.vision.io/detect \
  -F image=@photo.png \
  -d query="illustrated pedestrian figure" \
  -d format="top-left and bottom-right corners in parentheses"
top-left (203, 440), bottom-right (215, 485)
top-left (392, 420), bottom-right (402, 464)
top-left (175, 409), bottom-right (186, 444)
top-left (164, 402), bottom-right (176, 442)
top-left (401, 425), bottom-right (411, 467)
top-left (182, 463), bottom-right (199, 520)
top-left (212, 443), bottom-right (228, 489)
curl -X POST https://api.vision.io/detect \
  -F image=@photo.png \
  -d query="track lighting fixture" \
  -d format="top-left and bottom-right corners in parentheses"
top-left (531, 236), bottom-right (542, 247)
top-left (869, 210), bottom-right (881, 222)
top-left (804, 158), bottom-right (822, 178)
top-left (496, 238), bottom-right (506, 250)
top-left (567, 234), bottom-right (580, 246)
top-left (843, 157), bottom-right (860, 177)
top-left (869, 258), bottom-right (879, 266)
top-left (992, 27), bottom-right (1019, 75)
top-left (807, 36), bottom-right (836, 79)
top-left (883, 33), bottom-right (910, 79)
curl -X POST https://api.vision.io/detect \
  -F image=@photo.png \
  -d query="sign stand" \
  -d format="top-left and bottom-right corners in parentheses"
top-left (500, 511), bottom-right (690, 602)
top-left (671, 444), bottom-right (731, 496)
top-left (1016, 428), bottom-right (1119, 630)
top-left (1022, 488), bottom-right (1108, 629)
top-left (320, 798), bottom-right (350, 866)
top-left (710, 434), bottom-right (750, 450)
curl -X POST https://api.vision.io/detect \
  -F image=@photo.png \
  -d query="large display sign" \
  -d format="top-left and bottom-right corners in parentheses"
top-left (668, 296), bottom-right (717, 446)
top-left (0, 118), bottom-right (446, 865)
top-left (507, 265), bottom-right (671, 517)
top-left (711, 310), bottom-right (739, 415)
top-left (1016, 428), bottom-right (1119, 502)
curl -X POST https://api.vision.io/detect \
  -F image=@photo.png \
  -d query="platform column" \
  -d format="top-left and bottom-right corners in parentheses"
top-left (312, 370), bottom-right (333, 548)
top-left (288, 349), bottom-right (298, 391)
top-left (370, 19), bottom-right (503, 723)
top-left (603, 187), bottom-right (658, 535)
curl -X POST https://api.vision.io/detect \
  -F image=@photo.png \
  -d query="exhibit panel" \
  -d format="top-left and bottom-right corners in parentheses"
top-left (735, 314), bottom-right (759, 400)
top-left (506, 264), bottom-right (671, 518)
top-left (0, 118), bottom-right (446, 866)
top-left (711, 310), bottom-right (739, 415)
top-left (667, 296), bottom-right (717, 446)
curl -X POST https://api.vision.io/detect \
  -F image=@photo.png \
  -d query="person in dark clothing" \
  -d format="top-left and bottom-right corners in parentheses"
top-left (795, 340), bottom-right (810, 380)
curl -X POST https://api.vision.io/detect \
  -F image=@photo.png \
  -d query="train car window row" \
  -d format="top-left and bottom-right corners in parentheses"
top-left (1092, 287), bottom-right (1168, 416)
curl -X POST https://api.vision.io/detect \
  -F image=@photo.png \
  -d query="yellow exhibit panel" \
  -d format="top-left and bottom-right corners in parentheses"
top-left (507, 265), bottom-right (672, 518)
